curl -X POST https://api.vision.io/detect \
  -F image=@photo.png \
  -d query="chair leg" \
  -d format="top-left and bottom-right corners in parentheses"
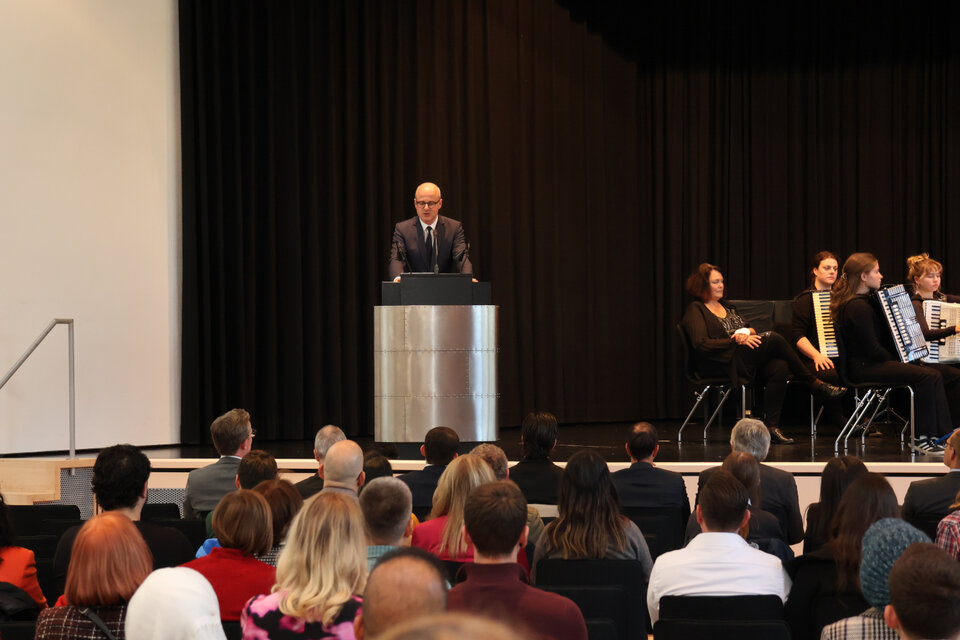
top-left (703, 387), bottom-right (734, 442)
top-left (836, 389), bottom-right (875, 453)
top-left (900, 386), bottom-right (915, 444)
top-left (810, 396), bottom-right (816, 438)
top-left (859, 388), bottom-right (891, 447)
top-left (679, 385), bottom-right (712, 442)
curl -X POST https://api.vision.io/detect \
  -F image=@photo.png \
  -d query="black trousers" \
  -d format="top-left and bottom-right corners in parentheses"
top-left (848, 359), bottom-right (952, 438)
top-left (737, 331), bottom-right (817, 429)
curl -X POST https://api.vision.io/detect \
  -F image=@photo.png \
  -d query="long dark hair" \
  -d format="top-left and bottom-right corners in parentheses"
top-left (828, 473), bottom-right (900, 591)
top-left (544, 450), bottom-right (627, 558)
top-left (807, 456), bottom-right (868, 546)
top-left (831, 252), bottom-right (878, 319)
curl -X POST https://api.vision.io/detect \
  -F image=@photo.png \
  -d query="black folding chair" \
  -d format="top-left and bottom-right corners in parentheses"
top-left (676, 324), bottom-right (744, 442)
top-left (620, 505), bottom-right (686, 561)
top-left (654, 594), bottom-right (789, 640)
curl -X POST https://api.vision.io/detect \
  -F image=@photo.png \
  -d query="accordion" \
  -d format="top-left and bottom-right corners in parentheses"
top-left (922, 300), bottom-right (960, 364)
top-left (876, 285), bottom-right (929, 363)
top-left (811, 291), bottom-right (839, 358)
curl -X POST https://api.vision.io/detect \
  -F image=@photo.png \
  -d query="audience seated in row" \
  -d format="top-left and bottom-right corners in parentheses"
top-left (184, 408), bottom-right (253, 519)
top-left (470, 443), bottom-right (546, 548)
top-left (204, 448), bottom-right (278, 537)
top-left (183, 490), bottom-right (276, 621)
top-left (0, 492), bottom-right (47, 610)
top-left (647, 469), bottom-right (791, 625)
top-left (784, 472), bottom-right (900, 640)
top-left (509, 412), bottom-right (564, 505)
top-left (242, 492), bottom-right (365, 639)
top-left (803, 455), bottom-right (867, 554)
top-left (296, 424), bottom-right (347, 499)
top-left (904, 428), bottom-right (960, 538)
top-left (36, 512), bottom-right (152, 638)
top-left (611, 421), bottom-right (690, 516)
top-left (821, 518), bottom-right (929, 640)
top-left (531, 450), bottom-right (652, 582)
top-left (399, 426), bottom-right (460, 517)
top-left (362, 451), bottom-right (394, 487)
top-left (125, 567), bottom-right (226, 640)
top-left (360, 477), bottom-right (414, 571)
top-left (54, 444), bottom-right (193, 594)
top-left (252, 478), bottom-right (303, 567)
top-left (449, 481), bottom-right (588, 640)
top-left (697, 418), bottom-right (804, 544)
top-left (318, 439), bottom-right (366, 499)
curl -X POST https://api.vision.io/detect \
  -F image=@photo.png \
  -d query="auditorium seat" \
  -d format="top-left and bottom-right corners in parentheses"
top-left (535, 558), bottom-right (647, 640)
top-left (141, 502), bottom-right (182, 521)
top-left (222, 620), bottom-right (242, 640)
top-left (676, 324), bottom-right (746, 442)
top-left (620, 505), bottom-right (685, 561)
top-left (7, 505), bottom-right (81, 537)
top-left (654, 594), bottom-right (789, 640)
top-left (0, 621), bottom-right (38, 640)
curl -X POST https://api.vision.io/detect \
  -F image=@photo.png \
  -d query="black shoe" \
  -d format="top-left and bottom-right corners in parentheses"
top-left (813, 379), bottom-right (847, 399)
top-left (769, 427), bottom-right (795, 444)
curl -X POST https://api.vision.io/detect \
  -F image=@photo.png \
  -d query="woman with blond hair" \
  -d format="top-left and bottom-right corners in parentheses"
top-left (241, 491), bottom-right (366, 639)
top-left (411, 454), bottom-right (496, 561)
top-left (35, 512), bottom-right (152, 639)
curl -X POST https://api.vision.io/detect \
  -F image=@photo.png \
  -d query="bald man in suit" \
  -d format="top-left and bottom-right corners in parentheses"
top-left (388, 182), bottom-right (473, 279)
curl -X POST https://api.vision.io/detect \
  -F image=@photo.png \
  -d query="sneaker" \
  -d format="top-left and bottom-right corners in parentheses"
top-left (912, 437), bottom-right (945, 455)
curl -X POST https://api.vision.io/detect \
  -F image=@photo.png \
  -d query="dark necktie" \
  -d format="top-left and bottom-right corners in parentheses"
top-left (425, 226), bottom-right (435, 270)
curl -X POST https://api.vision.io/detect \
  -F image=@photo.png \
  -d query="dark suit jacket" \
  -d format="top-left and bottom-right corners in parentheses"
top-left (698, 463), bottom-right (804, 544)
top-left (183, 456), bottom-right (240, 519)
top-left (398, 464), bottom-right (447, 513)
top-left (388, 215), bottom-right (473, 278)
top-left (611, 462), bottom-right (690, 516)
top-left (295, 473), bottom-right (324, 500)
top-left (509, 458), bottom-right (564, 505)
top-left (902, 470), bottom-right (960, 536)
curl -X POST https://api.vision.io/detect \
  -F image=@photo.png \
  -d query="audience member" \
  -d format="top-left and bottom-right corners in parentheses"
top-left (685, 452), bottom-right (786, 554)
top-left (237, 449), bottom-right (278, 489)
top-left (509, 412), bottom-right (564, 504)
top-left (471, 443), bottom-right (546, 547)
top-left (412, 454), bottom-right (495, 561)
top-left (35, 512), bottom-right (152, 639)
top-left (448, 481), bottom-right (588, 640)
top-left (821, 518), bottom-right (929, 640)
top-left (125, 567), bottom-right (227, 640)
top-left (611, 422), bottom-right (690, 517)
top-left (936, 488), bottom-right (960, 560)
top-left (320, 439), bottom-right (366, 497)
top-left (360, 477), bottom-right (414, 570)
top-left (803, 455), bottom-right (868, 554)
top-left (697, 418), bottom-right (804, 543)
top-left (296, 425), bottom-right (346, 499)
top-left (182, 490), bottom-right (275, 621)
top-left (0, 492), bottom-right (46, 609)
top-left (54, 444), bottom-right (193, 593)
top-left (252, 478), bottom-right (304, 566)
top-left (532, 450), bottom-right (652, 583)
top-left (646, 470), bottom-right (790, 625)
top-left (355, 546), bottom-right (448, 640)
top-left (184, 408), bottom-right (254, 518)
top-left (399, 426), bottom-right (460, 517)
top-left (242, 492), bottom-right (366, 639)
top-left (885, 543), bottom-right (960, 640)
top-left (784, 472), bottom-right (900, 640)
top-left (902, 429), bottom-right (960, 538)
top-left (362, 451), bottom-right (394, 487)
top-left (375, 612), bottom-right (529, 640)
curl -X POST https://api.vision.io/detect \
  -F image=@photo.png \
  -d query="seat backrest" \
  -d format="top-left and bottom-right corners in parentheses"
top-left (222, 620), bottom-right (242, 640)
top-left (152, 518), bottom-right (207, 550)
top-left (7, 505), bottom-right (81, 537)
top-left (441, 560), bottom-right (466, 584)
top-left (654, 619), bottom-right (791, 640)
top-left (620, 506), bottom-right (686, 560)
top-left (658, 594), bottom-right (784, 621)
top-left (141, 502), bottom-right (182, 521)
top-left (535, 559), bottom-right (647, 640)
top-left (727, 300), bottom-right (776, 333)
top-left (15, 535), bottom-right (58, 560)
top-left (676, 324), bottom-right (698, 381)
top-left (0, 620), bottom-right (38, 640)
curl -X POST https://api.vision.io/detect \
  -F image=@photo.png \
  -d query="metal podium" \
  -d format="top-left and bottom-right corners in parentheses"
top-left (374, 274), bottom-right (498, 443)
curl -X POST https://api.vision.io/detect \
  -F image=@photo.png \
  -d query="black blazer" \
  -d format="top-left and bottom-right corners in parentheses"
top-left (294, 473), bottom-right (324, 500)
top-left (509, 459), bottom-right (564, 505)
top-left (611, 462), bottom-right (690, 516)
top-left (680, 300), bottom-right (743, 383)
top-left (902, 471), bottom-right (960, 534)
top-left (398, 464), bottom-right (447, 512)
top-left (784, 547), bottom-right (869, 640)
top-left (388, 215), bottom-right (473, 278)
top-left (699, 463), bottom-right (804, 545)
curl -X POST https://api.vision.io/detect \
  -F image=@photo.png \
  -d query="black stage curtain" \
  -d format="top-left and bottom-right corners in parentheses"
top-left (180, 0), bottom-right (960, 442)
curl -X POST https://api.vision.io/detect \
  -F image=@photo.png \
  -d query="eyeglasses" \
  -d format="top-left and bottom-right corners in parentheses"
top-left (249, 428), bottom-right (257, 439)
top-left (415, 200), bottom-right (440, 208)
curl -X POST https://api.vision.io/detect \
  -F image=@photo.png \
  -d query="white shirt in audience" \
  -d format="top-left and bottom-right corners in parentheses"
top-left (646, 531), bottom-right (791, 625)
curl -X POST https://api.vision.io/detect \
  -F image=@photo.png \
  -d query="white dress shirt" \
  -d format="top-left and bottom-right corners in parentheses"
top-left (646, 531), bottom-right (791, 624)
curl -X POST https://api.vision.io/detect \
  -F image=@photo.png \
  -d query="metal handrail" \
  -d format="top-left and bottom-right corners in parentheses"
top-left (0, 319), bottom-right (76, 458)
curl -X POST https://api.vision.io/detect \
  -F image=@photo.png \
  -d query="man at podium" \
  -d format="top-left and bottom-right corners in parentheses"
top-left (389, 182), bottom-right (474, 281)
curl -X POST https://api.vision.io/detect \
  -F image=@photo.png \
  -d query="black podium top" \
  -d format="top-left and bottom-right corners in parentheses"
top-left (381, 273), bottom-right (492, 305)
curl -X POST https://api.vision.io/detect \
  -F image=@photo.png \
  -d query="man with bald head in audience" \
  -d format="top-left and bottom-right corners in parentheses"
top-left (612, 422), bottom-right (690, 515)
top-left (319, 439), bottom-right (365, 497)
top-left (296, 424), bottom-right (346, 499)
top-left (355, 546), bottom-right (448, 640)
top-left (361, 477), bottom-right (414, 570)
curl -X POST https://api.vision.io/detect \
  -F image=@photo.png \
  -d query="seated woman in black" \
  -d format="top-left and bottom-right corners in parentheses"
top-left (832, 252), bottom-right (955, 454)
top-left (681, 262), bottom-right (845, 445)
top-left (792, 250), bottom-right (843, 383)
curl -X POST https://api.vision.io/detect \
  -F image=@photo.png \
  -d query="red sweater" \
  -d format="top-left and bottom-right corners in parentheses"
top-left (182, 547), bottom-right (276, 621)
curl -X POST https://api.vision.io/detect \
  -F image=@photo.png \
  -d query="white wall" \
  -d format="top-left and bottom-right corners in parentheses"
top-left (0, 1), bottom-right (180, 453)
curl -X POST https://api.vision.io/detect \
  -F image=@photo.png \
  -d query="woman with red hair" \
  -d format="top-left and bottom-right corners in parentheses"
top-left (34, 511), bottom-right (152, 639)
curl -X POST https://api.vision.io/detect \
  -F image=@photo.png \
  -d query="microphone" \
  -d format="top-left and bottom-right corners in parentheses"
top-left (433, 228), bottom-right (440, 274)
